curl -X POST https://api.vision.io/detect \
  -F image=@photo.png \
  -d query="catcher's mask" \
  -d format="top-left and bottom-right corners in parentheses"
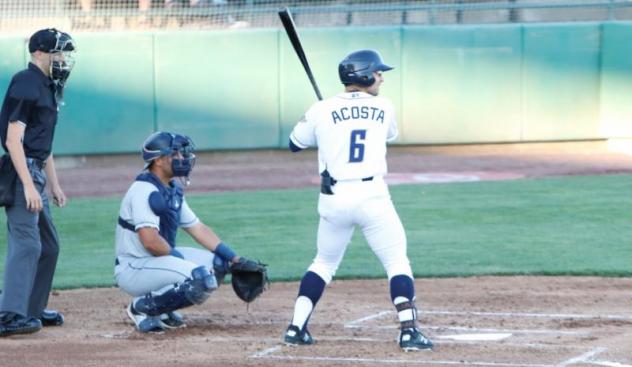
top-left (142, 131), bottom-right (196, 183)
top-left (338, 49), bottom-right (393, 87)
top-left (29, 28), bottom-right (76, 102)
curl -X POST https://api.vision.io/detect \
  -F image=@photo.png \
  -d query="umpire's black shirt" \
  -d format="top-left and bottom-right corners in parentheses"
top-left (0, 62), bottom-right (58, 161)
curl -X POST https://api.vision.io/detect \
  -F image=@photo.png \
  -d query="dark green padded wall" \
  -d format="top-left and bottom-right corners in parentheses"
top-left (522, 23), bottom-right (602, 140)
top-left (155, 29), bottom-right (280, 150)
top-left (401, 25), bottom-right (523, 144)
top-left (600, 22), bottom-right (632, 138)
top-left (57, 34), bottom-right (156, 154)
top-left (0, 36), bottom-right (26, 100)
top-left (0, 22), bottom-right (630, 155)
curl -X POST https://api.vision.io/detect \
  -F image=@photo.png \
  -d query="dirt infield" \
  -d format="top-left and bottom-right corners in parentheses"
top-left (2, 141), bottom-right (632, 366)
top-left (1, 277), bottom-right (631, 367)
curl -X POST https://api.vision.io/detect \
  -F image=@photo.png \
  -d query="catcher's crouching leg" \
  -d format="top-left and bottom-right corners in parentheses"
top-left (135, 266), bottom-right (218, 316)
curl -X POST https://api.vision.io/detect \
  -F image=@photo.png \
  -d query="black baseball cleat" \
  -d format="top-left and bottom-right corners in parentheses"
top-left (40, 309), bottom-right (64, 326)
top-left (399, 328), bottom-right (433, 352)
top-left (159, 311), bottom-right (185, 329)
top-left (284, 325), bottom-right (314, 346)
top-left (126, 302), bottom-right (165, 333)
top-left (0, 312), bottom-right (43, 337)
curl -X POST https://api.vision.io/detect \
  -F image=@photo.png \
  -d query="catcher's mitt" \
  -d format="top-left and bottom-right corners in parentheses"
top-left (230, 257), bottom-right (269, 303)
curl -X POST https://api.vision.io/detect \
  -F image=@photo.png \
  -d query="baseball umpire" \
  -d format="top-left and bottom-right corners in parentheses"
top-left (0, 28), bottom-right (76, 337)
top-left (115, 132), bottom-right (267, 333)
top-left (283, 50), bottom-right (433, 351)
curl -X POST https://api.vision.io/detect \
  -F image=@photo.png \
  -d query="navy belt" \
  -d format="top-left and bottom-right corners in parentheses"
top-left (26, 157), bottom-right (46, 170)
top-left (118, 217), bottom-right (136, 232)
top-left (331, 176), bottom-right (374, 185)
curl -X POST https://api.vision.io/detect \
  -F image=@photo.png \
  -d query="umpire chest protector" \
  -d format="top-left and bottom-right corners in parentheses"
top-left (136, 172), bottom-right (184, 248)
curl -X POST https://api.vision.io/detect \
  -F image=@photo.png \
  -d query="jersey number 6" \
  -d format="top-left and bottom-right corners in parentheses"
top-left (349, 129), bottom-right (366, 163)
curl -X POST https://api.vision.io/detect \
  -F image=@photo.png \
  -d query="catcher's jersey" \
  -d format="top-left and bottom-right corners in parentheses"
top-left (115, 181), bottom-right (199, 258)
top-left (290, 91), bottom-right (398, 181)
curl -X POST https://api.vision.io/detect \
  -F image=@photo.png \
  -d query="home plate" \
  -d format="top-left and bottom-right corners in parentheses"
top-left (437, 333), bottom-right (512, 341)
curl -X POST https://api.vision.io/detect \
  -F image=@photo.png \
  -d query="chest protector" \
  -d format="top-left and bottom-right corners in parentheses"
top-left (136, 173), bottom-right (184, 248)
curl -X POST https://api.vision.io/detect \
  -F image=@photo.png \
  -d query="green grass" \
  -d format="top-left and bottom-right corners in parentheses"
top-left (1, 174), bottom-right (631, 289)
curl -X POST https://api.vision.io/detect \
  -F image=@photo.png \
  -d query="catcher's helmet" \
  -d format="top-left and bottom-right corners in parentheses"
top-left (338, 49), bottom-right (393, 87)
top-left (141, 131), bottom-right (196, 177)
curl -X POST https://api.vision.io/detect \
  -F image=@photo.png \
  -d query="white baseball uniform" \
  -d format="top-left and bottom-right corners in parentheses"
top-left (114, 180), bottom-right (216, 297)
top-left (289, 91), bottom-right (413, 283)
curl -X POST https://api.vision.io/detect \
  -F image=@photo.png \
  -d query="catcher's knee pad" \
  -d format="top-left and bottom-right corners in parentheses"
top-left (184, 266), bottom-right (218, 304)
top-left (135, 266), bottom-right (218, 316)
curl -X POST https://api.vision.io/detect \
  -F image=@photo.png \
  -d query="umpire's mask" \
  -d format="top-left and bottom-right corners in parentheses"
top-left (29, 28), bottom-right (76, 103)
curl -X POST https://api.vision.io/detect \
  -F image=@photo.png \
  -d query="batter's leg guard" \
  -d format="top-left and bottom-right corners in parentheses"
top-left (390, 275), bottom-right (433, 351)
top-left (134, 266), bottom-right (218, 316)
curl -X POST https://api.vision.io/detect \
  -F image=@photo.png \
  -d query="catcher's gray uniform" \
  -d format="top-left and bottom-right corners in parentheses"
top-left (114, 179), bottom-right (214, 296)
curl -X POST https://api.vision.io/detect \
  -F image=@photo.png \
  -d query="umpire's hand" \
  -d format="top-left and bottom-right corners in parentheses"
top-left (51, 185), bottom-right (66, 207)
top-left (24, 185), bottom-right (43, 212)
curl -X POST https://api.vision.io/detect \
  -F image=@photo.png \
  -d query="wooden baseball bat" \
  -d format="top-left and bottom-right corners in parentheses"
top-left (278, 7), bottom-right (323, 101)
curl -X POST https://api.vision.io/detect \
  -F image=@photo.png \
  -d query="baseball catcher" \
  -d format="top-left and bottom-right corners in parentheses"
top-left (114, 131), bottom-right (268, 333)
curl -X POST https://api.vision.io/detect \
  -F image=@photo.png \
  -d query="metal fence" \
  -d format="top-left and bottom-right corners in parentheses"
top-left (1, 0), bottom-right (632, 34)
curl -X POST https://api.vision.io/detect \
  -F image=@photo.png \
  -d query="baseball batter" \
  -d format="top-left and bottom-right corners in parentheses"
top-left (115, 131), bottom-right (257, 333)
top-left (283, 49), bottom-right (433, 351)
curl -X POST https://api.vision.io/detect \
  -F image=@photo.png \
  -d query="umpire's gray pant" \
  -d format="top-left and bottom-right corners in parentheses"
top-left (0, 163), bottom-right (59, 318)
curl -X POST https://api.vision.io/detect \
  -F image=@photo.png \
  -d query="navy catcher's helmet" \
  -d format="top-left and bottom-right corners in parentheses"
top-left (142, 132), bottom-right (196, 175)
top-left (338, 49), bottom-right (393, 87)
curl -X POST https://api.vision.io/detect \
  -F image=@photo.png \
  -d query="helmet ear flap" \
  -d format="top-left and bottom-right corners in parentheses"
top-left (360, 73), bottom-right (375, 87)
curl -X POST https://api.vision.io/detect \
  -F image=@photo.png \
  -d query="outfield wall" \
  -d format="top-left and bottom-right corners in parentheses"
top-left (1, 22), bottom-right (631, 155)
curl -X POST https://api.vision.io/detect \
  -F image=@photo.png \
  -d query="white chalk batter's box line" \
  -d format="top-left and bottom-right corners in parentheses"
top-left (344, 309), bottom-right (632, 328)
top-left (251, 345), bottom-right (632, 367)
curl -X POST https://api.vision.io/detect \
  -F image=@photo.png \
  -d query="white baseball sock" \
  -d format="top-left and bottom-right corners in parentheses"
top-left (290, 295), bottom-right (313, 330)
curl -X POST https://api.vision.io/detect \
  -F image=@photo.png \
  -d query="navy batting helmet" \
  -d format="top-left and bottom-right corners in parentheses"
top-left (142, 132), bottom-right (196, 177)
top-left (338, 49), bottom-right (393, 87)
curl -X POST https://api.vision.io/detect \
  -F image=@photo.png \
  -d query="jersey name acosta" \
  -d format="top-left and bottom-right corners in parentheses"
top-left (331, 106), bottom-right (385, 124)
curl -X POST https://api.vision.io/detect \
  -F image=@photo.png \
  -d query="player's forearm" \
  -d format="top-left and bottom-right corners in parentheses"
top-left (6, 130), bottom-right (35, 190)
top-left (186, 223), bottom-right (221, 252)
top-left (44, 153), bottom-right (61, 189)
top-left (138, 228), bottom-right (172, 256)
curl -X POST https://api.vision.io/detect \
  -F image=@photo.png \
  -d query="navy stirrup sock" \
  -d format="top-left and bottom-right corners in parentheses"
top-left (390, 274), bottom-right (415, 302)
top-left (298, 271), bottom-right (326, 304)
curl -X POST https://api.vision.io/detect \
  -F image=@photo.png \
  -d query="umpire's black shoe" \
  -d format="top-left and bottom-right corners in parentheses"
top-left (284, 325), bottom-right (314, 346)
top-left (40, 309), bottom-right (64, 326)
top-left (0, 312), bottom-right (42, 337)
top-left (399, 328), bottom-right (433, 352)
